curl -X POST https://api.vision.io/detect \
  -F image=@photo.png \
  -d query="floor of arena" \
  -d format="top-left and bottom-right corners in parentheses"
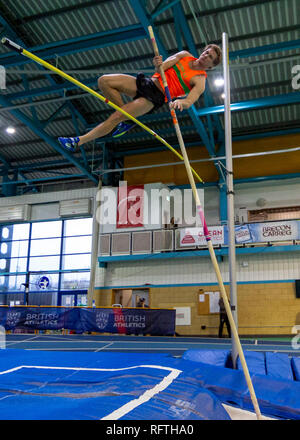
top-left (3, 333), bottom-right (298, 356)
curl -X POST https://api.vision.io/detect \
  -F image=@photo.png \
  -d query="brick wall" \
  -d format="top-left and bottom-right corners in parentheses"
top-left (95, 282), bottom-right (299, 336)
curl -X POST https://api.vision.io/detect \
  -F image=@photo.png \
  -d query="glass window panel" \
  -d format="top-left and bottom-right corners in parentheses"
top-left (60, 272), bottom-right (90, 290)
top-left (1, 243), bottom-right (8, 254)
top-left (28, 292), bottom-right (57, 306)
top-left (64, 218), bottom-right (93, 236)
top-left (11, 240), bottom-right (29, 258)
top-left (30, 238), bottom-right (61, 256)
top-left (8, 258), bottom-right (27, 273)
top-left (62, 254), bottom-right (91, 270)
top-left (77, 294), bottom-right (88, 306)
top-left (1, 224), bottom-right (30, 241)
top-left (61, 294), bottom-right (75, 307)
top-left (9, 275), bottom-right (26, 292)
top-left (29, 256), bottom-right (60, 272)
top-left (0, 275), bottom-right (26, 292)
top-left (63, 236), bottom-right (92, 254)
top-left (31, 221), bottom-right (62, 239)
top-left (0, 259), bottom-right (9, 272)
top-left (2, 227), bottom-right (9, 239)
top-left (29, 273), bottom-right (59, 291)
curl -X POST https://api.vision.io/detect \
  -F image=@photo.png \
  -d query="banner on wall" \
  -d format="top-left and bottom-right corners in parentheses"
top-left (117, 183), bottom-right (144, 228)
top-left (246, 220), bottom-right (299, 243)
top-left (180, 226), bottom-right (225, 246)
top-left (180, 220), bottom-right (300, 247)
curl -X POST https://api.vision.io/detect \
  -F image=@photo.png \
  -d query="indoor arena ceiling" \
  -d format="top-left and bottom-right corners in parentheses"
top-left (0, 0), bottom-right (299, 193)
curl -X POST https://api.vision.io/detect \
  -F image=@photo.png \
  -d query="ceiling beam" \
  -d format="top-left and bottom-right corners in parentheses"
top-left (230, 39), bottom-right (300, 60)
top-left (196, 92), bottom-right (300, 116)
top-left (1, 21), bottom-right (298, 69)
top-left (0, 8), bottom-right (90, 157)
top-left (0, 25), bottom-right (147, 67)
top-left (0, 94), bottom-right (98, 184)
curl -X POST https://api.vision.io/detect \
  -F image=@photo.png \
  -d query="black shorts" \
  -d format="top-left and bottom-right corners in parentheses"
top-left (134, 72), bottom-right (165, 111)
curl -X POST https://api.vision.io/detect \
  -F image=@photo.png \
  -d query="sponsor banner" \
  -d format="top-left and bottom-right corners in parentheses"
top-left (248, 220), bottom-right (299, 243)
top-left (117, 183), bottom-right (144, 228)
top-left (234, 224), bottom-right (253, 244)
top-left (0, 307), bottom-right (175, 336)
top-left (180, 221), bottom-right (300, 247)
top-left (230, 220), bottom-right (299, 244)
top-left (180, 226), bottom-right (224, 246)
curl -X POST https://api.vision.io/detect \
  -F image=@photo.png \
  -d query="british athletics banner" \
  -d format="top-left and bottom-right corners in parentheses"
top-left (0, 307), bottom-right (175, 336)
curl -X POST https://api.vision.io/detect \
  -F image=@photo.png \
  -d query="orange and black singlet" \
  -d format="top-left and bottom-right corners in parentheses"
top-left (152, 56), bottom-right (207, 101)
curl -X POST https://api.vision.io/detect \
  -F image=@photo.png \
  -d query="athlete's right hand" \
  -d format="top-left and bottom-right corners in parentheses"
top-left (153, 55), bottom-right (163, 70)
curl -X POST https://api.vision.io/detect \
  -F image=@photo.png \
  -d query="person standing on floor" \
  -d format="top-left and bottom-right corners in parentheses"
top-left (218, 296), bottom-right (231, 338)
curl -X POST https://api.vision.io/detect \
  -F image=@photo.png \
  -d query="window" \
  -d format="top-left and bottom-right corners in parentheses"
top-left (62, 254), bottom-right (91, 270)
top-left (11, 240), bottom-right (29, 258)
top-left (61, 272), bottom-right (90, 290)
top-left (9, 258), bottom-right (27, 273)
top-left (31, 221), bottom-right (62, 239)
top-left (29, 256), bottom-right (60, 272)
top-left (1, 224), bottom-right (30, 241)
top-left (29, 273), bottom-right (59, 292)
top-left (0, 274), bottom-right (26, 292)
top-left (64, 218), bottom-right (93, 236)
top-left (0, 218), bottom-right (92, 304)
top-left (63, 236), bottom-right (92, 254)
top-left (30, 238), bottom-right (61, 256)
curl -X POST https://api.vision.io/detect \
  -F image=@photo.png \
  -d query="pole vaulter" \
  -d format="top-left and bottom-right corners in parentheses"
top-left (148, 26), bottom-right (262, 420)
top-left (2, 33), bottom-right (262, 419)
top-left (1, 37), bottom-right (203, 184)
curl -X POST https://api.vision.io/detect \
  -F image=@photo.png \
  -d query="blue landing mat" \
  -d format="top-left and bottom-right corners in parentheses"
top-left (0, 349), bottom-right (229, 420)
top-left (0, 349), bottom-right (300, 420)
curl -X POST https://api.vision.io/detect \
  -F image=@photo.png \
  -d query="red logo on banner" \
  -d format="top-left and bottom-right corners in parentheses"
top-left (117, 183), bottom-right (144, 228)
top-left (181, 234), bottom-right (196, 244)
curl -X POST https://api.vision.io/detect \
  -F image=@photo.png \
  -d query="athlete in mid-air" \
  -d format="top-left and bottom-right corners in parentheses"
top-left (58, 44), bottom-right (222, 152)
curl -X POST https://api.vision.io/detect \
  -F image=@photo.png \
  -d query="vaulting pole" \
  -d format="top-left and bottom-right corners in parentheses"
top-left (148, 26), bottom-right (262, 420)
top-left (1, 37), bottom-right (203, 184)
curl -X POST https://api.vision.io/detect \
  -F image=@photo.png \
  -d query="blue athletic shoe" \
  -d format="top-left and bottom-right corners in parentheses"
top-left (58, 136), bottom-right (80, 152)
top-left (112, 122), bottom-right (135, 138)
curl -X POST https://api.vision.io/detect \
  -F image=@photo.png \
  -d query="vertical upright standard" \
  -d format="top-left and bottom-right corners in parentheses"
top-left (222, 32), bottom-right (238, 365)
top-left (88, 178), bottom-right (102, 307)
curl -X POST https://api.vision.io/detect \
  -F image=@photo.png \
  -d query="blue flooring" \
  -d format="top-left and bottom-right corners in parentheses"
top-left (3, 334), bottom-right (299, 357)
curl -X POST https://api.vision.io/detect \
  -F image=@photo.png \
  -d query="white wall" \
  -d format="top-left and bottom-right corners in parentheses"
top-left (1, 181), bottom-right (298, 290)
top-left (204, 178), bottom-right (300, 225)
top-left (0, 187), bottom-right (97, 221)
top-left (96, 251), bottom-right (300, 289)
